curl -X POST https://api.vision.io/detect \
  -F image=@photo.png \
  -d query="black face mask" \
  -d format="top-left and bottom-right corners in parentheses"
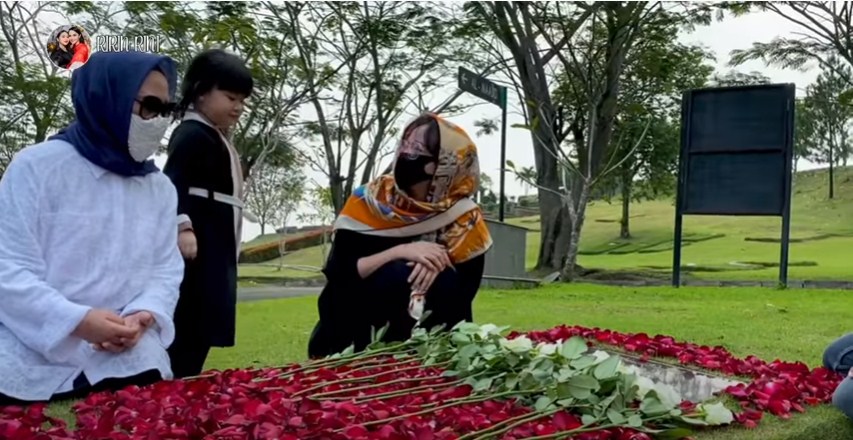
top-left (395, 155), bottom-right (435, 189)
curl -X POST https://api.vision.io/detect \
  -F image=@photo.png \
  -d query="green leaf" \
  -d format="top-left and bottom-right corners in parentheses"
top-left (568, 374), bottom-right (599, 399)
top-left (473, 377), bottom-right (494, 392)
top-left (560, 337), bottom-right (588, 360)
top-left (457, 322), bottom-right (481, 334)
top-left (504, 373), bottom-right (519, 390)
top-left (441, 370), bottom-right (459, 377)
top-left (451, 333), bottom-right (471, 345)
top-left (534, 396), bottom-right (554, 412)
top-left (594, 355), bottom-right (621, 380)
top-left (510, 123), bottom-right (532, 131)
top-left (640, 396), bottom-right (671, 416)
top-left (505, 159), bottom-right (517, 169)
top-left (606, 409), bottom-right (626, 425)
top-left (570, 355), bottom-right (597, 370)
top-left (581, 414), bottom-right (597, 426)
top-left (627, 414), bottom-right (643, 427)
top-left (458, 344), bottom-right (479, 360)
top-left (556, 398), bottom-right (575, 407)
top-left (677, 416), bottom-right (709, 426)
top-left (557, 367), bottom-right (574, 382)
top-left (569, 374), bottom-right (599, 390)
top-left (556, 382), bottom-right (573, 399)
top-left (506, 353), bottom-right (520, 367)
top-left (655, 428), bottom-right (694, 440)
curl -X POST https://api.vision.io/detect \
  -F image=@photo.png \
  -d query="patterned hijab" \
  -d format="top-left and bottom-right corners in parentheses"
top-left (334, 113), bottom-right (492, 264)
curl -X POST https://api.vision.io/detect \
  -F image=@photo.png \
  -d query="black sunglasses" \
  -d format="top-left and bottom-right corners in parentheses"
top-left (135, 96), bottom-right (177, 118)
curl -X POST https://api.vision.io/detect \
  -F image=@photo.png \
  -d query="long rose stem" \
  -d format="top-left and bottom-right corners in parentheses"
top-left (347, 379), bottom-right (467, 403)
top-left (310, 374), bottom-right (451, 399)
top-left (254, 344), bottom-right (417, 383)
top-left (292, 361), bottom-right (452, 397)
top-left (336, 357), bottom-right (422, 376)
top-left (517, 414), bottom-right (671, 440)
top-left (340, 390), bottom-right (543, 431)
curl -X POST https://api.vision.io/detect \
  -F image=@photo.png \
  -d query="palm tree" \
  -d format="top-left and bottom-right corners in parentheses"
top-left (515, 166), bottom-right (537, 196)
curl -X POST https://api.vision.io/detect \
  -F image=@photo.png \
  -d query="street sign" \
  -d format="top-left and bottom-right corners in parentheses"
top-left (456, 66), bottom-right (509, 222)
top-left (458, 67), bottom-right (504, 108)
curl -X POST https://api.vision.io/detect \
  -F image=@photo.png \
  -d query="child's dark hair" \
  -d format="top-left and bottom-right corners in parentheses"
top-left (174, 49), bottom-right (254, 119)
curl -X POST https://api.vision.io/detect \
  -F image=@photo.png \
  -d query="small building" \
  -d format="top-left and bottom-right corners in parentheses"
top-left (481, 220), bottom-right (538, 289)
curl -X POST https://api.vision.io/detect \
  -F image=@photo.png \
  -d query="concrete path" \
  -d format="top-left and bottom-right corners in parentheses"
top-left (237, 286), bottom-right (322, 302)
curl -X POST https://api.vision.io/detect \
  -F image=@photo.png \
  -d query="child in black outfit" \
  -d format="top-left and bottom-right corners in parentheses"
top-left (163, 49), bottom-right (254, 378)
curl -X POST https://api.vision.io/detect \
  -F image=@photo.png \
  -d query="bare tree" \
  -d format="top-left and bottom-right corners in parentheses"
top-left (284, 1), bottom-right (469, 213)
top-left (244, 163), bottom-right (304, 236)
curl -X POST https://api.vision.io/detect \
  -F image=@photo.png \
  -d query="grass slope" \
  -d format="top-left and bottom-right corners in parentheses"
top-left (200, 284), bottom-right (853, 439)
top-left (514, 166), bottom-right (853, 281)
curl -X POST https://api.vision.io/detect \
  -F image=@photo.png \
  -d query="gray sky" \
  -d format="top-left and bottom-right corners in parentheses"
top-left (141, 9), bottom-right (819, 242)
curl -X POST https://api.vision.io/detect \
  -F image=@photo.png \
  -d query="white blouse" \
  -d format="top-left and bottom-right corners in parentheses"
top-left (0, 140), bottom-right (184, 401)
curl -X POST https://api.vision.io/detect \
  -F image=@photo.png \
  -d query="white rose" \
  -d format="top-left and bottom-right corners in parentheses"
top-left (591, 350), bottom-right (611, 363)
top-left (634, 375), bottom-right (655, 399)
top-left (477, 324), bottom-right (500, 338)
top-left (699, 402), bottom-right (734, 425)
top-left (537, 342), bottom-right (560, 356)
top-left (653, 382), bottom-right (682, 409)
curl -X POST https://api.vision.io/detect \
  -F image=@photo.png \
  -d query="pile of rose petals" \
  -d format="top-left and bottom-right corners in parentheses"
top-left (1, 360), bottom-right (649, 439)
top-left (0, 325), bottom-right (841, 439)
top-left (0, 404), bottom-right (74, 440)
top-left (517, 325), bottom-right (842, 427)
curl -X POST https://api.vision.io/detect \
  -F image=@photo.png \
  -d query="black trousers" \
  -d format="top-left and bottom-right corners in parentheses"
top-left (0, 369), bottom-right (161, 407)
top-left (168, 336), bottom-right (211, 379)
top-left (308, 260), bottom-right (473, 358)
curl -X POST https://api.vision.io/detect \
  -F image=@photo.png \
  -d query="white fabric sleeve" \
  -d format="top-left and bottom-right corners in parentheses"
top-left (122, 180), bottom-right (184, 347)
top-left (0, 154), bottom-right (91, 363)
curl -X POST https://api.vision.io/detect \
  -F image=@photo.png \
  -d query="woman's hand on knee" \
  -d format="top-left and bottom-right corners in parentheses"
top-left (396, 242), bottom-right (451, 272)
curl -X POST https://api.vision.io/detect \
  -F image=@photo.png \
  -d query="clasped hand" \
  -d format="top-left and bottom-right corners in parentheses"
top-left (395, 242), bottom-right (453, 294)
top-left (71, 309), bottom-right (155, 354)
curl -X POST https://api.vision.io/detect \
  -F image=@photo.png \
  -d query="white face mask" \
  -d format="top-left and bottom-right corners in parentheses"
top-left (127, 114), bottom-right (171, 162)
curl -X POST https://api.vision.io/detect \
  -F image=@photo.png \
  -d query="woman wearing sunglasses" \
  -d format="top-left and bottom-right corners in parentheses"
top-left (162, 49), bottom-right (254, 378)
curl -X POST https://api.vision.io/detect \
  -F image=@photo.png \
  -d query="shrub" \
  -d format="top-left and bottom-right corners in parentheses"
top-left (239, 228), bottom-right (331, 264)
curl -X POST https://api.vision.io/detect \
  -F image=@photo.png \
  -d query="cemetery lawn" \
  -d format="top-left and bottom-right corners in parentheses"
top-left (518, 167), bottom-right (853, 282)
top-left (239, 167), bottom-right (853, 282)
top-left (47, 283), bottom-right (853, 438)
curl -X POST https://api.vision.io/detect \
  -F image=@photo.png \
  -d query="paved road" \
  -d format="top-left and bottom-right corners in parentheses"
top-left (237, 286), bottom-right (322, 302)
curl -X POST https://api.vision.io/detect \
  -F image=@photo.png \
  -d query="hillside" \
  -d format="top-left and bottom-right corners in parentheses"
top-left (239, 166), bottom-right (853, 282)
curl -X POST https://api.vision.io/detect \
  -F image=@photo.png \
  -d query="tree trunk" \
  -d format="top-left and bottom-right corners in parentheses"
top-left (829, 139), bottom-right (835, 199)
top-left (260, 224), bottom-right (266, 235)
top-left (620, 171), bottom-right (631, 239)
top-left (561, 178), bottom-right (591, 281)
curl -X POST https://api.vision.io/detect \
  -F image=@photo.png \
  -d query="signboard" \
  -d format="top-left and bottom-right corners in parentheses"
top-left (456, 66), bottom-right (509, 221)
top-left (672, 83), bottom-right (795, 286)
top-left (458, 66), bottom-right (504, 107)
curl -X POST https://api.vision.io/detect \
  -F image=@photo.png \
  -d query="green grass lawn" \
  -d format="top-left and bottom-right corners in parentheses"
top-left (509, 167), bottom-right (853, 282)
top-left (46, 284), bottom-right (853, 438)
top-left (239, 167), bottom-right (853, 283)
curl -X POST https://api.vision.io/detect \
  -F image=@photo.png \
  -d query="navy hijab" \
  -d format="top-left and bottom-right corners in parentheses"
top-left (52, 51), bottom-right (178, 177)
